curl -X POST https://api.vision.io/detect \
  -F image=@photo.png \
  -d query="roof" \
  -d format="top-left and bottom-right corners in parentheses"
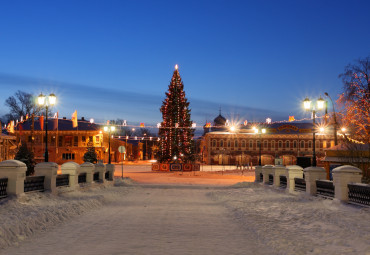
top-left (14, 118), bottom-right (100, 132)
top-left (322, 156), bottom-right (370, 163)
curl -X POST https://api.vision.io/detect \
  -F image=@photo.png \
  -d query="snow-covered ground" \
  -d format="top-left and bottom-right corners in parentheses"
top-left (0, 180), bottom-right (369, 254)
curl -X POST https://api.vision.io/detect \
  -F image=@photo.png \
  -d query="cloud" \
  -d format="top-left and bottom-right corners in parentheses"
top-left (0, 73), bottom-right (286, 125)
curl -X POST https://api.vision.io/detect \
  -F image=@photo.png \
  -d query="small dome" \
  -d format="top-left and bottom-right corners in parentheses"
top-left (214, 114), bottom-right (226, 126)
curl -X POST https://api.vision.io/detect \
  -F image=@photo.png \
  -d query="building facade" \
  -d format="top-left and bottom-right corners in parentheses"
top-left (201, 113), bottom-right (340, 166)
top-left (13, 117), bottom-right (129, 164)
top-left (0, 133), bottom-right (17, 161)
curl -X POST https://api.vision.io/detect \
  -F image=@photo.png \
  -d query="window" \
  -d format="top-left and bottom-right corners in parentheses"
top-left (241, 140), bottom-right (246, 147)
top-left (323, 141), bottom-right (327, 148)
top-left (74, 136), bottom-right (78, 146)
top-left (330, 141), bottom-right (334, 147)
top-left (82, 136), bottom-right (86, 142)
top-left (28, 136), bottom-right (32, 143)
top-left (293, 140), bottom-right (297, 148)
top-left (220, 140), bottom-right (224, 147)
top-left (62, 153), bottom-right (75, 160)
top-left (286, 141), bottom-right (290, 148)
top-left (257, 140), bottom-right (261, 147)
top-left (58, 136), bottom-right (63, 147)
top-left (249, 140), bottom-right (253, 148)
top-left (212, 139), bottom-right (217, 147)
top-left (271, 141), bottom-right (275, 149)
top-left (89, 136), bottom-right (93, 143)
top-left (95, 136), bottom-right (100, 142)
top-left (308, 141), bottom-right (312, 148)
top-left (264, 141), bottom-right (268, 148)
top-left (65, 136), bottom-right (72, 147)
top-left (300, 141), bottom-right (305, 149)
top-left (234, 140), bottom-right (238, 147)
top-left (278, 141), bottom-right (283, 148)
top-left (227, 140), bottom-right (231, 147)
top-left (51, 136), bottom-right (56, 146)
top-left (316, 140), bottom-right (320, 149)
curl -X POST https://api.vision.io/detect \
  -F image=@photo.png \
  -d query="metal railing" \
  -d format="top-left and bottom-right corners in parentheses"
top-left (268, 174), bottom-right (274, 185)
top-left (78, 173), bottom-right (87, 183)
top-left (348, 183), bottom-right (370, 206)
top-left (93, 172), bottom-right (99, 182)
top-left (56, 174), bottom-right (69, 187)
top-left (105, 171), bottom-right (109, 180)
top-left (316, 180), bottom-right (334, 199)
top-left (259, 173), bottom-right (263, 182)
top-left (280, 176), bottom-right (287, 188)
top-left (0, 178), bottom-right (8, 199)
top-left (24, 176), bottom-right (45, 192)
top-left (294, 178), bottom-right (306, 192)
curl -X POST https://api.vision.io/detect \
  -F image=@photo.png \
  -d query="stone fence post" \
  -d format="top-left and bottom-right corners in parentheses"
top-left (304, 166), bottom-right (326, 195)
top-left (34, 162), bottom-right (58, 194)
top-left (80, 162), bottom-right (95, 184)
top-left (95, 163), bottom-right (106, 183)
top-left (262, 165), bottom-right (274, 184)
top-left (255, 166), bottom-right (263, 182)
top-left (332, 165), bottom-right (362, 202)
top-left (273, 165), bottom-right (287, 187)
top-left (106, 164), bottom-right (115, 181)
top-left (286, 165), bottom-right (303, 193)
top-left (0, 160), bottom-right (27, 196)
top-left (61, 162), bottom-right (80, 189)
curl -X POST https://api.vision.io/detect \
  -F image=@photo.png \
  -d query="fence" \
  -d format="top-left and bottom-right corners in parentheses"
top-left (316, 180), bottom-right (334, 198)
top-left (0, 178), bottom-right (8, 199)
top-left (348, 183), bottom-right (370, 206)
top-left (56, 174), bottom-right (69, 187)
top-left (24, 176), bottom-right (45, 192)
top-left (78, 173), bottom-right (87, 184)
top-left (279, 176), bottom-right (287, 188)
top-left (294, 178), bottom-right (306, 192)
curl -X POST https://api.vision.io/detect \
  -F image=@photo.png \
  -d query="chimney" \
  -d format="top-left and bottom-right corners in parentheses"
top-left (63, 117), bottom-right (66, 120)
top-left (81, 117), bottom-right (85, 121)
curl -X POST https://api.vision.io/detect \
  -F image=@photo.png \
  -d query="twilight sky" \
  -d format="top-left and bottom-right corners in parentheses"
top-left (0, 0), bottom-right (369, 128)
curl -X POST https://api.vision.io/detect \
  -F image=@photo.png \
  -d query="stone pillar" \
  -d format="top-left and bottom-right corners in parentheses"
top-left (106, 164), bottom-right (115, 181)
top-left (95, 163), bottom-right (106, 183)
top-left (332, 165), bottom-right (362, 202)
top-left (262, 165), bottom-right (274, 184)
top-left (304, 166), bottom-right (326, 195)
top-left (34, 162), bottom-right (58, 194)
top-left (255, 166), bottom-right (263, 182)
top-left (80, 162), bottom-right (95, 184)
top-left (0, 160), bottom-right (27, 196)
top-left (273, 165), bottom-right (287, 187)
top-left (61, 162), bottom-right (80, 189)
top-left (286, 165), bottom-right (303, 193)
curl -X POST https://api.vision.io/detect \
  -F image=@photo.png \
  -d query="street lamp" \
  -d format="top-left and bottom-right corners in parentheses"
top-left (254, 128), bottom-right (266, 166)
top-left (37, 93), bottom-right (56, 162)
top-left (303, 96), bottom-right (325, 167)
top-left (324, 92), bottom-right (338, 146)
top-left (104, 125), bottom-right (115, 164)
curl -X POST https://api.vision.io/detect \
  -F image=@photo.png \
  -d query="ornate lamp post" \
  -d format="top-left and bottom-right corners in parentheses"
top-left (37, 93), bottom-right (56, 162)
top-left (324, 92), bottom-right (338, 146)
top-left (303, 96), bottom-right (325, 167)
top-left (104, 125), bottom-right (115, 164)
top-left (254, 128), bottom-right (266, 166)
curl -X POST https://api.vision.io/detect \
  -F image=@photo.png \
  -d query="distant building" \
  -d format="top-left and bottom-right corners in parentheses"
top-left (0, 132), bottom-right (17, 161)
top-left (201, 113), bottom-right (340, 166)
top-left (13, 117), bottom-right (129, 164)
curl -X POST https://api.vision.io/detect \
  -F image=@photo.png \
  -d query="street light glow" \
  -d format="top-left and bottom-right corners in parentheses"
top-left (230, 126), bottom-right (236, 132)
top-left (303, 97), bottom-right (311, 110)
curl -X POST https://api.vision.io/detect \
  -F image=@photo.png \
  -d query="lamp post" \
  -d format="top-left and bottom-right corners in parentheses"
top-left (37, 93), bottom-right (56, 162)
top-left (254, 128), bottom-right (266, 166)
top-left (104, 125), bottom-right (115, 164)
top-left (324, 92), bottom-right (338, 146)
top-left (303, 96), bottom-right (325, 167)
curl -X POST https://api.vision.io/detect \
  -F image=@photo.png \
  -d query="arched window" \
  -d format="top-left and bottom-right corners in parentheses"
top-left (220, 140), bottom-right (224, 147)
top-left (286, 141), bottom-right (290, 148)
top-left (264, 140), bottom-right (268, 148)
top-left (330, 141), bottom-right (334, 147)
top-left (308, 141), bottom-right (312, 148)
top-left (212, 139), bottom-right (217, 147)
top-left (278, 140), bottom-right (283, 148)
top-left (241, 140), bottom-right (246, 147)
top-left (227, 140), bottom-right (231, 147)
top-left (249, 140), bottom-right (253, 148)
top-left (271, 140), bottom-right (275, 149)
top-left (257, 140), bottom-right (261, 148)
top-left (300, 141), bottom-right (305, 149)
top-left (323, 141), bottom-right (327, 148)
top-left (293, 140), bottom-right (297, 148)
top-left (234, 140), bottom-right (238, 147)
top-left (316, 140), bottom-right (320, 149)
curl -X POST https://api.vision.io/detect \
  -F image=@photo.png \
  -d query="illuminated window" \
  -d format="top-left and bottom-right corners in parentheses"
top-left (331, 141), bottom-right (334, 147)
top-left (323, 141), bottom-right (327, 148)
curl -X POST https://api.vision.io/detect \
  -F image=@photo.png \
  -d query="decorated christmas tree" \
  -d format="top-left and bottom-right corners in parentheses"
top-left (158, 65), bottom-right (195, 163)
top-left (83, 141), bottom-right (98, 163)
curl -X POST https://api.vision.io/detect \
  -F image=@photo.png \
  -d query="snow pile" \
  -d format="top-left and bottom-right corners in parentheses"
top-left (0, 181), bottom-right (132, 250)
top-left (209, 183), bottom-right (370, 255)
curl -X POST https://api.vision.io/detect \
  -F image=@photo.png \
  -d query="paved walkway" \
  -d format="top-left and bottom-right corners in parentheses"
top-left (1, 185), bottom-right (270, 255)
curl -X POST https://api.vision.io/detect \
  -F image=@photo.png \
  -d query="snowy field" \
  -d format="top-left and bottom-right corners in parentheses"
top-left (0, 180), bottom-right (369, 254)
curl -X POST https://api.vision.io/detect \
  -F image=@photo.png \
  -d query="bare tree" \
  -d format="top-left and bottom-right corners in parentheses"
top-left (3, 90), bottom-right (42, 122)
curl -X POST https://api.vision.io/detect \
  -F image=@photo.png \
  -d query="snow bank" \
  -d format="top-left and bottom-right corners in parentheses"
top-left (209, 182), bottom-right (370, 255)
top-left (0, 180), bottom-right (132, 250)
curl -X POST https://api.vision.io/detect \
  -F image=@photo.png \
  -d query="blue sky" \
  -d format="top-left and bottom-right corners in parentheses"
top-left (0, 0), bottom-right (369, 127)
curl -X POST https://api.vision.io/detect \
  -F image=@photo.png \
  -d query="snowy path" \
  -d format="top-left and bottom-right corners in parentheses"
top-left (1, 185), bottom-right (269, 255)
